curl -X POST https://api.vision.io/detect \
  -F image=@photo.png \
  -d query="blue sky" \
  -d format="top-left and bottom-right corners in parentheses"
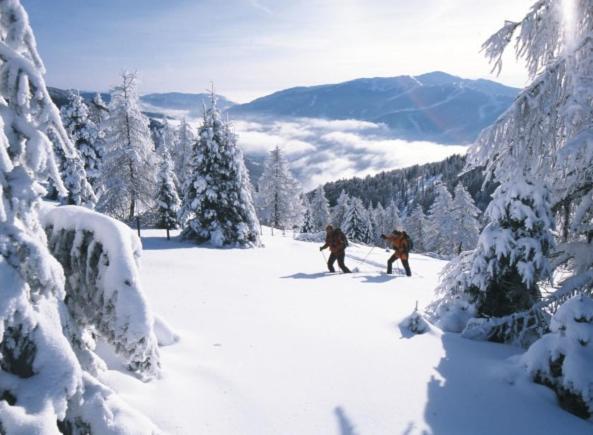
top-left (23, 0), bottom-right (533, 102)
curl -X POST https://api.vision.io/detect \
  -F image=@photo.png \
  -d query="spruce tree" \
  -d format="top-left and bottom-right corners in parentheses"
top-left (404, 205), bottom-right (428, 252)
top-left (468, 177), bottom-right (554, 316)
top-left (371, 202), bottom-right (386, 245)
top-left (60, 151), bottom-right (97, 207)
top-left (300, 196), bottom-right (315, 233)
top-left (343, 197), bottom-right (373, 244)
top-left (256, 146), bottom-right (304, 230)
top-left (310, 185), bottom-right (331, 231)
top-left (179, 94), bottom-right (260, 247)
top-left (331, 190), bottom-right (350, 228)
top-left (0, 2), bottom-right (156, 430)
top-left (98, 72), bottom-right (158, 220)
top-left (426, 184), bottom-right (456, 255)
top-left (174, 118), bottom-right (195, 187)
top-left (451, 183), bottom-right (481, 252)
top-left (156, 145), bottom-right (181, 230)
top-left (88, 92), bottom-right (109, 126)
top-left (384, 200), bottom-right (402, 232)
top-left (60, 90), bottom-right (103, 188)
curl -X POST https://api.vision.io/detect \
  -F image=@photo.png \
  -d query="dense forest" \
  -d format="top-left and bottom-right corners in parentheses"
top-left (321, 154), bottom-right (496, 214)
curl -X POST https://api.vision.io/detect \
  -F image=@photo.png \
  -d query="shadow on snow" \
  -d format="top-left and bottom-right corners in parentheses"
top-left (334, 406), bottom-right (360, 435)
top-left (422, 333), bottom-right (591, 435)
top-left (281, 272), bottom-right (336, 280)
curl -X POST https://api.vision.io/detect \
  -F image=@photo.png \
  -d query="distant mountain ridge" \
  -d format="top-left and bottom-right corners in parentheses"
top-left (47, 87), bottom-right (235, 115)
top-left (230, 71), bottom-right (519, 144)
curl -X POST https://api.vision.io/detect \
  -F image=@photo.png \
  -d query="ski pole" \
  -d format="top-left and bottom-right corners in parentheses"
top-left (320, 249), bottom-right (327, 265)
top-left (353, 246), bottom-right (375, 271)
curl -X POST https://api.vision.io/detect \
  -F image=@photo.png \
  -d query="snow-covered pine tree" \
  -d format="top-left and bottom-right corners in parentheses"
top-left (436, 0), bottom-right (593, 324)
top-left (87, 92), bottom-right (108, 188)
top-left (156, 143), bottom-right (181, 230)
top-left (372, 202), bottom-right (387, 245)
top-left (60, 151), bottom-right (97, 207)
top-left (384, 200), bottom-right (402, 233)
top-left (256, 145), bottom-right (304, 230)
top-left (520, 295), bottom-right (593, 419)
top-left (174, 118), bottom-right (195, 187)
top-left (300, 196), bottom-right (315, 233)
top-left (98, 72), bottom-right (158, 220)
top-left (60, 90), bottom-right (103, 187)
top-left (425, 183), bottom-right (456, 255)
top-left (467, 177), bottom-right (554, 317)
top-left (0, 2), bottom-right (158, 431)
top-left (331, 190), bottom-right (350, 228)
top-left (310, 185), bottom-right (331, 231)
top-left (404, 204), bottom-right (428, 252)
top-left (451, 182), bottom-right (481, 253)
top-left (179, 93), bottom-right (260, 247)
top-left (343, 196), bottom-right (373, 244)
top-left (0, 3), bottom-right (81, 429)
top-left (88, 92), bottom-right (109, 126)
top-left (468, 0), bottom-right (593, 293)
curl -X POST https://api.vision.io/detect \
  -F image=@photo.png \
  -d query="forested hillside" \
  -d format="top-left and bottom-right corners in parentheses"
top-left (322, 154), bottom-right (495, 214)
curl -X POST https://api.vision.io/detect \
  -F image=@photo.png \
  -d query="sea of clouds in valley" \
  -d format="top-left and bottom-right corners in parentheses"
top-left (230, 116), bottom-right (468, 190)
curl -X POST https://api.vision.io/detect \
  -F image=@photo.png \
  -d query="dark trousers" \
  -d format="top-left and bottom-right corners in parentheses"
top-left (328, 251), bottom-right (351, 273)
top-left (387, 254), bottom-right (411, 276)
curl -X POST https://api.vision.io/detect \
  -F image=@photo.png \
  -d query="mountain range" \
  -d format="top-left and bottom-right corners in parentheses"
top-left (47, 88), bottom-right (235, 118)
top-left (48, 71), bottom-right (518, 145)
top-left (229, 71), bottom-right (518, 144)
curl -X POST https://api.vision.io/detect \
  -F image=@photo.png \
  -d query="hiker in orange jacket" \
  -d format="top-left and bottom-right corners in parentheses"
top-left (381, 230), bottom-right (412, 276)
top-left (320, 225), bottom-right (351, 273)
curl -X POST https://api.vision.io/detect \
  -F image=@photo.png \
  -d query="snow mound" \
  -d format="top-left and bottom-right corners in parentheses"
top-left (154, 315), bottom-right (180, 347)
top-left (62, 373), bottom-right (162, 435)
top-left (520, 295), bottom-right (593, 419)
top-left (41, 205), bottom-right (160, 379)
top-left (399, 305), bottom-right (432, 336)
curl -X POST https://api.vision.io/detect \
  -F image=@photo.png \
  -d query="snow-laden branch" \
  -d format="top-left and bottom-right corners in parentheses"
top-left (41, 205), bottom-right (160, 379)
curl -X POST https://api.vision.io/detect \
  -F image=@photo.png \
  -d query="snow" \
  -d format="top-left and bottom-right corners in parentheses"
top-left (99, 229), bottom-right (592, 434)
top-left (40, 205), bottom-right (160, 379)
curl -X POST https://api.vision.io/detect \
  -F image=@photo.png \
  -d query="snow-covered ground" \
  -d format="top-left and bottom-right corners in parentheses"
top-left (100, 229), bottom-right (592, 435)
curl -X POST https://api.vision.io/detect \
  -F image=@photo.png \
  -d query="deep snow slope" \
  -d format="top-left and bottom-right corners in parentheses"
top-left (101, 230), bottom-right (592, 435)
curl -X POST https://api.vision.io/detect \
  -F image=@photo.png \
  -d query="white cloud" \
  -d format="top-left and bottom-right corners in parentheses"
top-left (232, 116), bottom-right (468, 190)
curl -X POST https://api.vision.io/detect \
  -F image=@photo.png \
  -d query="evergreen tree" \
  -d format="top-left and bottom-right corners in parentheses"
top-left (88, 92), bottom-right (109, 126)
top-left (343, 197), bottom-right (373, 244)
top-left (371, 202), bottom-right (387, 245)
top-left (299, 196), bottom-right (315, 233)
top-left (404, 205), bottom-right (428, 252)
top-left (156, 144), bottom-right (181, 229)
top-left (521, 295), bottom-right (593, 419)
top-left (331, 190), bottom-right (350, 228)
top-left (451, 183), bottom-right (481, 253)
top-left (384, 200), bottom-right (402, 232)
top-left (179, 94), bottom-right (260, 247)
top-left (310, 185), bottom-right (331, 231)
top-left (467, 0), bottom-right (593, 296)
top-left (256, 146), bottom-right (304, 230)
top-left (426, 184), bottom-right (456, 255)
top-left (174, 118), bottom-right (195, 187)
top-left (468, 177), bottom-right (554, 316)
top-left (60, 151), bottom-right (97, 207)
top-left (60, 91), bottom-right (103, 193)
top-left (0, 2), bottom-right (156, 430)
top-left (98, 72), bottom-right (158, 220)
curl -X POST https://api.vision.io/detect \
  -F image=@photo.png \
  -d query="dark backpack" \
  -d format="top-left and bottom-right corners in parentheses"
top-left (402, 231), bottom-right (413, 252)
top-left (336, 228), bottom-right (348, 248)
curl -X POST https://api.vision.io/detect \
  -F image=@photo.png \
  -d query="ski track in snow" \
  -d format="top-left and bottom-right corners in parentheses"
top-left (100, 229), bottom-right (592, 435)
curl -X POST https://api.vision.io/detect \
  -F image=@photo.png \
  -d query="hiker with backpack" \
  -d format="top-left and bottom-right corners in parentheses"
top-left (381, 230), bottom-right (412, 276)
top-left (320, 225), bottom-right (351, 273)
